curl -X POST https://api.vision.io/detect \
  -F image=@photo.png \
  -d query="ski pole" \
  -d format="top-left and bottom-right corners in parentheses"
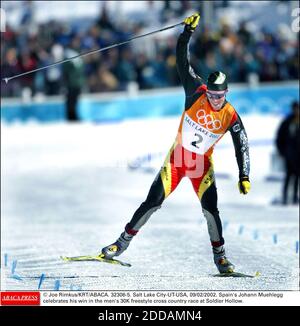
top-left (2, 21), bottom-right (184, 84)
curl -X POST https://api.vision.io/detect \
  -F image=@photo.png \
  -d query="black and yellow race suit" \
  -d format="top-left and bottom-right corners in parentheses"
top-left (123, 28), bottom-right (250, 247)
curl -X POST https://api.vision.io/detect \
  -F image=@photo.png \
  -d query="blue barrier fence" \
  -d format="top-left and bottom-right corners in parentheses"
top-left (1, 83), bottom-right (299, 123)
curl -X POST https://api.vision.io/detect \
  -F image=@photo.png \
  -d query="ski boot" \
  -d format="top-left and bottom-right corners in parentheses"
top-left (101, 231), bottom-right (133, 259)
top-left (213, 247), bottom-right (235, 274)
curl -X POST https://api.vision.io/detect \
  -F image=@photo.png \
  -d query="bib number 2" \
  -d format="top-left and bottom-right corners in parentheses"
top-left (191, 133), bottom-right (203, 149)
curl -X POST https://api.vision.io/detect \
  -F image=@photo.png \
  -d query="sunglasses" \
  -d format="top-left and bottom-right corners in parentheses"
top-left (206, 92), bottom-right (227, 99)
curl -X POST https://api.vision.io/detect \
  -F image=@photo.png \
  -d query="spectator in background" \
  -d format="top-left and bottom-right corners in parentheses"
top-left (1, 2), bottom-right (299, 98)
top-left (96, 3), bottom-right (115, 32)
top-left (1, 48), bottom-right (21, 97)
top-left (44, 44), bottom-right (64, 95)
top-left (193, 26), bottom-right (218, 61)
top-left (20, 1), bottom-right (34, 27)
top-left (276, 101), bottom-right (299, 205)
top-left (236, 21), bottom-right (253, 48)
top-left (196, 51), bottom-right (222, 81)
top-left (115, 48), bottom-right (137, 90)
top-left (18, 49), bottom-right (38, 96)
top-left (92, 64), bottom-right (119, 93)
top-left (62, 38), bottom-right (85, 121)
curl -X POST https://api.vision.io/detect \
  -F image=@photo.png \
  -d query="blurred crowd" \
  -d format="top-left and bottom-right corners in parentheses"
top-left (1, 1), bottom-right (299, 98)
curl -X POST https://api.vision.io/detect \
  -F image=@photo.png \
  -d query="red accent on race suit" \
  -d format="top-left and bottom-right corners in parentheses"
top-left (169, 144), bottom-right (210, 192)
top-left (211, 241), bottom-right (223, 247)
top-left (125, 223), bottom-right (138, 235)
top-left (196, 84), bottom-right (207, 93)
top-left (229, 111), bottom-right (238, 126)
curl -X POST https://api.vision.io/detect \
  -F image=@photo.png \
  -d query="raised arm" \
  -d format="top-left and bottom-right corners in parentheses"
top-left (176, 14), bottom-right (204, 98)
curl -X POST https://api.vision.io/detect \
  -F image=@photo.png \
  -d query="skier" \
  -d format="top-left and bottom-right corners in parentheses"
top-left (101, 13), bottom-right (250, 273)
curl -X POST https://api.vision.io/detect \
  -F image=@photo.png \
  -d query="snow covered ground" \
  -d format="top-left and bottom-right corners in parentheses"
top-left (1, 116), bottom-right (299, 291)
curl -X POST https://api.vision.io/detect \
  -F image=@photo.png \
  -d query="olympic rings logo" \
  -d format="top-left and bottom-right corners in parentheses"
top-left (196, 109), bottom-right (222, 131)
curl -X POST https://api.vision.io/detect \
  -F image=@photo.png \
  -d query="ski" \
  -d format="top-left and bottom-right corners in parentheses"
top-left (60, 254), bottom-right (131, 267)
top-left (213, 271), bottom-right (260, 278)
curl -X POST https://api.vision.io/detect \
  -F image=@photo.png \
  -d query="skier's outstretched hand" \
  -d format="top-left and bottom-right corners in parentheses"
top-left (184, 13), bottom-right (200, 32)
top-left (238, 176), bottom-right (251, 195)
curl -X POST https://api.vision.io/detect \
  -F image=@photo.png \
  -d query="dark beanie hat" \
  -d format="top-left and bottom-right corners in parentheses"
top-left (207, 71), bottom-right (228, 91)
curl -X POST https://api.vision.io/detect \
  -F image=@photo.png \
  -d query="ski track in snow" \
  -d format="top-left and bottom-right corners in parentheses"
top-left (1, 120), bottom-right (299, 291)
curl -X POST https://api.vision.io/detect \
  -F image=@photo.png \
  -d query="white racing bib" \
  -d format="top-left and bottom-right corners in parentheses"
top-left (181, 113), bottom-right (223, 154)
